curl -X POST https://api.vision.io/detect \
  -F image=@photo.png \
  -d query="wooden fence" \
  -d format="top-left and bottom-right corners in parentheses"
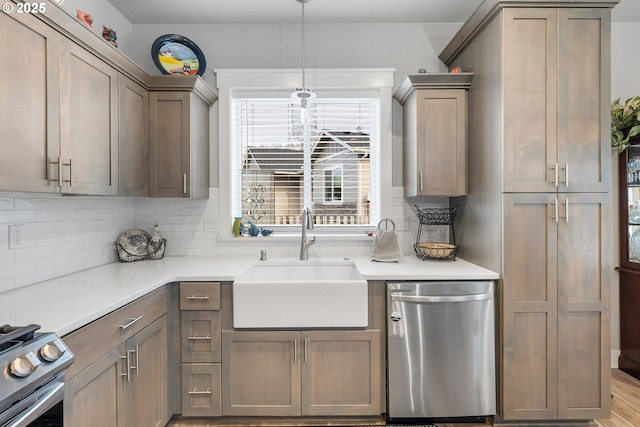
top-left (274, 215), bottom-right (370, 225)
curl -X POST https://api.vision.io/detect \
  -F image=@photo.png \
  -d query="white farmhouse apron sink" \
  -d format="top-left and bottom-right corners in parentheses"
top-left (232, 260), bottom-right (368, 328)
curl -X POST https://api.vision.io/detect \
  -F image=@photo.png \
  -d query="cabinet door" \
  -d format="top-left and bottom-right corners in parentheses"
top-left (181, 364), bottom-right (221, 417)
top-left (64, 345), bottom-right (126, 427)
top-left (119, 75), bottom-right (148, 196)
top-left (503, 8), bottom-right (558, 193)
top-left (502, 193), bottom-right (611, 420)
top-left (221, 330), bottom-right (301, 416)
top-left (502, 8), bottom-right (610, 194)
top-left (149, 92), bottom-right (191, 197)
top-left (556, 193), bottom-right (610, 419)
top-left (59, 37), bottom-right (118, 195)
top-left (301, 330), bottom-right (381, 416)
top-left (0, 10), bottom-right (60, 193)
top-left (556, 9), bottom-right (610, 194)
top-left (415, 89), bottom-right (467, 196)
top-left (181, 310), bottom-right (221, 363)
top-left (502, 193), bottom-right (558, 420)
top-left (126, 316), bottom-right (169, 427)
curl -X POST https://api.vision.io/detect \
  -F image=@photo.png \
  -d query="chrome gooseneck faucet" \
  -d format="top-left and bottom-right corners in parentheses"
top-left (300, 206), bottom-right (316, 260)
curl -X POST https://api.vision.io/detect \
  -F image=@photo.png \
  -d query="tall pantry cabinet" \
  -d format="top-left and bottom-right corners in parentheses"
top-left (440, 0), bottom-right (615, 424)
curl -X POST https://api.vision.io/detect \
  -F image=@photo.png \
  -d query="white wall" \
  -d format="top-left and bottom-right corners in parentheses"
top-left (130, 22), bottom-right (455, 90)
top-left (56, 0), bottom-right (134, 57)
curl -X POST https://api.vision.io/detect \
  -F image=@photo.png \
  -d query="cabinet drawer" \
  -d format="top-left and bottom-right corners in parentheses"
top-left (180, 282), bottom-right (220, 310)
top-left (181, 364), bottom-right (221, 417)
top-left (181, 311), bottom-right (221, 363)
top-left (63, 287), bottom-right (167, 379)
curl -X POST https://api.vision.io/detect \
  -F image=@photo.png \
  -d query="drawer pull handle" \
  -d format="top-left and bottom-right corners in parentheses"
top-left (188, 388), bottom-right (212, 395)
top-left (185, 295), bottom-right (210, 300)
top-left (187, 335), bottom-right (212, 341)
top-left (119, 315), bottom-right (143, 330)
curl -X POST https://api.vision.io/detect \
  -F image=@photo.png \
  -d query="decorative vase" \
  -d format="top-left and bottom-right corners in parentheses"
top-left (232, 217), bottom-right (242, 236)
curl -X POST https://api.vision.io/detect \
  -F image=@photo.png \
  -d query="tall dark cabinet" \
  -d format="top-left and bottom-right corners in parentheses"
top-left (619, 137), bottom-right (640, 380)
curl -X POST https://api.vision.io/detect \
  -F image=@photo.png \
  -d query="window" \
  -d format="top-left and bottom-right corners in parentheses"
top-left (231, 94), bottom-right (379, 227)
top-left (216, 68), bottom-right (394, 235)
top-left (324, 166), bottom-right (343, 204)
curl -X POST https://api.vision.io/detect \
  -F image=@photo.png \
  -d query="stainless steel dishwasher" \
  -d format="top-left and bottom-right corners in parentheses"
top-left (386, 281), bottom-right (496, 420)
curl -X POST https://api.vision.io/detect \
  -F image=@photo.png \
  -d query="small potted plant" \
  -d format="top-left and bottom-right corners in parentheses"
top-left (612, 96), bottom-right (640, 153)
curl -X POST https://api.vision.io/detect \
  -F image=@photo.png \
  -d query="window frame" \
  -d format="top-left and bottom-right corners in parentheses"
top-left (216, 68), bottom-right (394, 237)
top-left (324, 165), bottom-right (344, 205)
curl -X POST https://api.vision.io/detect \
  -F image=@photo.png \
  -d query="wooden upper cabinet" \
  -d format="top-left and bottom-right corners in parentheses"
top-left (0, 10), bottom-right (60, 193)
top-left (394, 74), bottom-right (472, 197)
top-left (119, 76), bottom-right (149, 197)
top-left (0, 12), bottom-right (119, 195)
top-left (503, 8), bottom-right (610, 194)
top-left (59, 37), bottom-right (119, 195)
top-left (0, 7), bottom-right (217, 197)
top-left (149, 78), bottom-right (216, 198)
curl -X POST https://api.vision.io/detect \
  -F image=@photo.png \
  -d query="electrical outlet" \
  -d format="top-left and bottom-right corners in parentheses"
top-left (94, 219), bottom-right (103, 237)
top-left (204, 218), bottom-right (218, 232)
top-left (9, 224), bottom-right (24, 249)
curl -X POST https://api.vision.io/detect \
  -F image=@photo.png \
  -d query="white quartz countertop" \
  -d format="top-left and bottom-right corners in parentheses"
top-left (0, 255), bottom-right (498, 336)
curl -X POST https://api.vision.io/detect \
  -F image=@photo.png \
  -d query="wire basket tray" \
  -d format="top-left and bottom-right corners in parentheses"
top-left (415, 205), bottom-right (458, 225)
top-left (414, 242), bottom-right (458, 261)
top-left (115, 239), bottom-right (166, 262)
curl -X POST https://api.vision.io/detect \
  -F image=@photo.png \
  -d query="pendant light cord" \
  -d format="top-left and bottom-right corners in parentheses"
top-left (301, 0), bottom-right (306, 90)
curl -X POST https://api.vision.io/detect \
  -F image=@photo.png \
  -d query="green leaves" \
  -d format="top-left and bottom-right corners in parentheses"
top-left (612, 96), bottom-right (640, 153)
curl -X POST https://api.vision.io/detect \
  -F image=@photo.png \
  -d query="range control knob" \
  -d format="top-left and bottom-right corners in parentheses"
top-left (390, 311), bottom-right (402, 322)
top-left (40, 340), bottom-right (66, 362)
top-left (10, 351), bottom-right (41, 378)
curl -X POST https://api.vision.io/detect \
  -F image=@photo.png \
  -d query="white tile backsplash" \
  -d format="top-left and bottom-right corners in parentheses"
top-left (1, 187), bottom-right (448, 292)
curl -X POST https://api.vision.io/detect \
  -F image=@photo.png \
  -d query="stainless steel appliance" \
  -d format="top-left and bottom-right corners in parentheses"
top-left (0, 324), bottom-right (74, 427)
top-left (386, 281), bottom-right (496, 420)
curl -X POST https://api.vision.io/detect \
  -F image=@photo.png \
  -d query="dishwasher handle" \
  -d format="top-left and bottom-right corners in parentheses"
top-left (389, 293), bottom-right (492, 303)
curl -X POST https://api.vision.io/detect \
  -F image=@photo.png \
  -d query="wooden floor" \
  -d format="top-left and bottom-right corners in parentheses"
top-left (168, 369), bottom-right (640, 427)
top-left (596, 369), bottom-right (640, 427)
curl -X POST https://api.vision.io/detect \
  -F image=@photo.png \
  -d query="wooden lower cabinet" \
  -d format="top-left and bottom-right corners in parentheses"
top-left (64, 316), bottom-right (169, 427)
top-left (221, 329), bottom-right (381, 417)
top-left (302, 330), bottom-right (381, 416)
top-left (182, 364), bottom-right (222, 417)
top-left (179, 282), bottom-right (222, 417)
top-left (501, 193), bottom-right (610, 421)
top-left (64, 346), bottom-right (122, 427)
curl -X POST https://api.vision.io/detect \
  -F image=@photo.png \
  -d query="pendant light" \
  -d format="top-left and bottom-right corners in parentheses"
top-left (291, 0), bottom-right (315, 124)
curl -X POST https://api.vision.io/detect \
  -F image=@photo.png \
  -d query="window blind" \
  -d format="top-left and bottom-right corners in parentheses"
top-left (231, 95), bottom-right (379, 228)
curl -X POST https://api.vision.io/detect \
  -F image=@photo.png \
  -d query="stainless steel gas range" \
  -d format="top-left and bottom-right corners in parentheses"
top-left (0, 324), bottom-right (74, 427)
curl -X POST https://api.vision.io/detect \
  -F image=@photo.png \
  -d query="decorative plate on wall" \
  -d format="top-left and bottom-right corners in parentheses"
top-left (151, 34), bottom-right (206, 76)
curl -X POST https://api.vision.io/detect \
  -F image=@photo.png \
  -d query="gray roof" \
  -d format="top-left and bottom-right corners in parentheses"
top-left (247, 131), bottom-right (370, 172)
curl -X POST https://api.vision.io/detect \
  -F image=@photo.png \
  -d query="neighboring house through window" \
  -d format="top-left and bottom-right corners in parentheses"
top-left (216, 69), bottom-right (394, 234)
